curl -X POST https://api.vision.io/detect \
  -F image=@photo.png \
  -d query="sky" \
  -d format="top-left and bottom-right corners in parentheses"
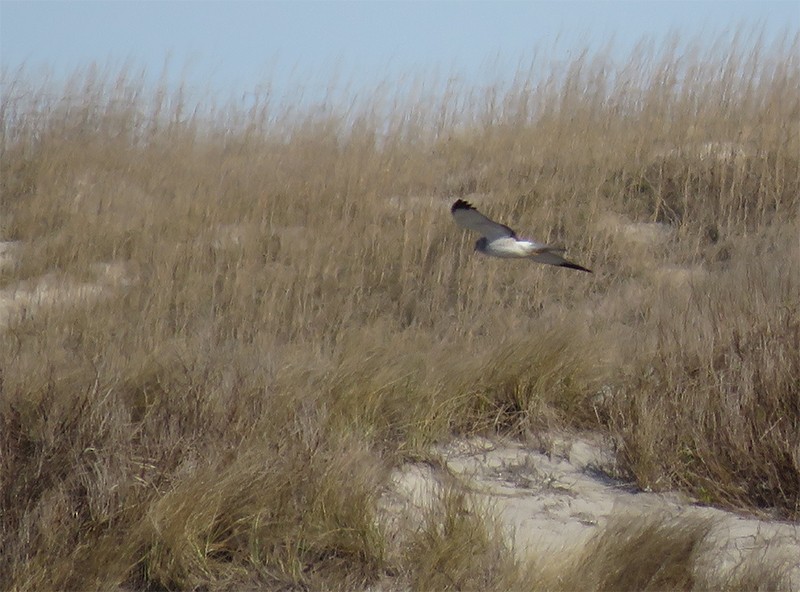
top-left (2, 1), bottom-right (798, 105)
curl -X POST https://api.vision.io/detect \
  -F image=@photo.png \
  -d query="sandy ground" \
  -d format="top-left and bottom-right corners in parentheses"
top-left (0, 241), bottom-right (133, 328)
top-left (383, 435), bottom-right (800, 588)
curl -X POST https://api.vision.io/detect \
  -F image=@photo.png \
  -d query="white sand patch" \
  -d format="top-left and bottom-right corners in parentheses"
top-left (0, 247), bottom-right (135, 328)
top-left (210, 223), bottom-right (260, 251)
top-left (385, 434), bottom-right (800, 588)
top-left (0, 274), bottom-right (108, 328)
top-left (696, 509), bottom-right (800, 588)
top-left (650, 263), bottom-right (709, 289)
top-left (89, 261), bottom-right (137, 287)
top-left (596, 212), bottom-right (673, 250)
top-left (0, 241), bottom-right (21, 273)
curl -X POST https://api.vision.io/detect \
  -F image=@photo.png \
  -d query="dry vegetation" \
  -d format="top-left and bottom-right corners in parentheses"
top-left (1, 30), bottom-right (799, 590)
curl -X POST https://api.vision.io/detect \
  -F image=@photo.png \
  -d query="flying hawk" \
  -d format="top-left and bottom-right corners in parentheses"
top-left (451, 199), bottom-right (592, 273)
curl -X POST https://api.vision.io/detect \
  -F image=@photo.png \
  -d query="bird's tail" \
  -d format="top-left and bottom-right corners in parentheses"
top-left (530, 248), bottom-right (592, 273)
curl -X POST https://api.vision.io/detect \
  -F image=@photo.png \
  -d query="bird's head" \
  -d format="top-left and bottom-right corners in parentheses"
top-left (475, 237), bottom-right (488, 253)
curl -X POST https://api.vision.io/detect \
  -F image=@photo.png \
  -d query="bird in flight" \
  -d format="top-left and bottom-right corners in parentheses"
top-left (451, 199), bottom-right (592, 272)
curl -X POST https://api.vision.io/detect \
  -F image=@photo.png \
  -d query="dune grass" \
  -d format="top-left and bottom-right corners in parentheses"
top-left (534, 512), bottom-right (795, 592)
top-left (1, 30), bottom-right (799, 589)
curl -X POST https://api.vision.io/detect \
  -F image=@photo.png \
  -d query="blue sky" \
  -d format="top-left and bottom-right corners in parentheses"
top-left (2, 1), bottom-right (798, 104)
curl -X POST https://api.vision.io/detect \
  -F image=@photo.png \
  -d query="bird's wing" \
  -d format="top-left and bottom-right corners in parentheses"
top-left (451, 200), bottom-right (516, 240)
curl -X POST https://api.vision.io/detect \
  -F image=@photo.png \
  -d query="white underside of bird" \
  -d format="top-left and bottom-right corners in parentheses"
top-left (450, 199), bottom-right (592, 273)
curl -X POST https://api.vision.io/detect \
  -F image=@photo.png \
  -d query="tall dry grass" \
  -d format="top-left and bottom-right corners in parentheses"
top-left (2, 30), bottom-right (799, 589)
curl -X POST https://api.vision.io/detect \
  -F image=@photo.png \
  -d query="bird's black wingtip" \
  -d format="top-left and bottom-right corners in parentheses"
top-left (559, 262), bottom-right (593, 273)
top-left (451, 199), bottom-right (474, 213)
